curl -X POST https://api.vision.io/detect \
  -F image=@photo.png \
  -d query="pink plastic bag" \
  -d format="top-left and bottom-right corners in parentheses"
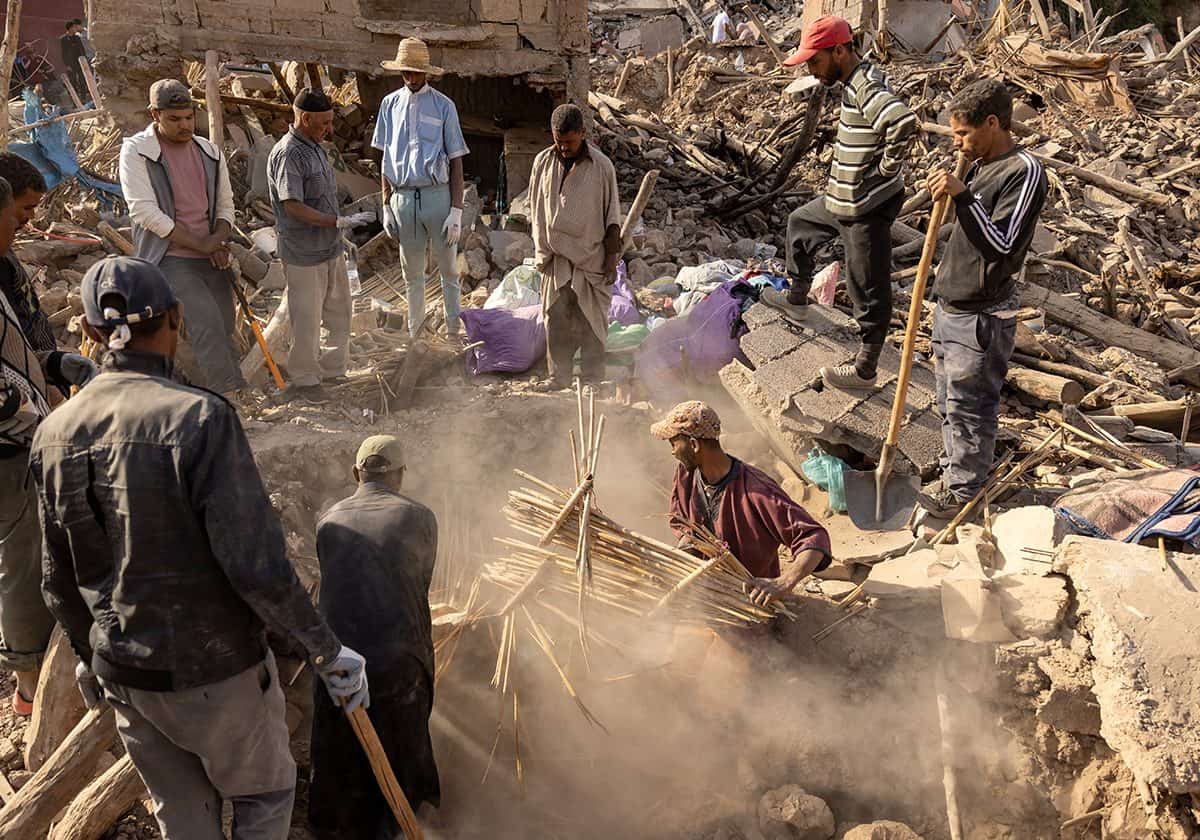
top-left (812, 262), bottom-right (840, 306)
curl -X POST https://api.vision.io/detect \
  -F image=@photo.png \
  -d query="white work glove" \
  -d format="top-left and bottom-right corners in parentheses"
top-left (315, 645), bottom-right (370, 712)
top-left (75, 660), bottom-right (106, 710)
top-left (59, 353), bottom-right (99, 387)
top-left (336, 211), bottom-right (376, 231)
top-left (442, 206), bottom-right (463, 247)
top-left (382, 200), bottom-right (400, 240)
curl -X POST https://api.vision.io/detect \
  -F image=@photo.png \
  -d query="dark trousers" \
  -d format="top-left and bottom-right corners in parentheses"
top-left (785, 192), bottom-right (903, 348)
top-left (545, 285), bottom-right (605, 385)
top-left (932, 305), bottom-right (1017, 501)
top-left (309, 656), bottom-right (440, 840)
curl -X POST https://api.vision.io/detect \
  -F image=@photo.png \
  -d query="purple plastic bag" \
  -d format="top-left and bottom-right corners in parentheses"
top-left (461, 305), bottom-right (546, 375)
top-left (608, 267), bottom-right (641, 327)
top-left (634, 280), bottom-right (749, 401)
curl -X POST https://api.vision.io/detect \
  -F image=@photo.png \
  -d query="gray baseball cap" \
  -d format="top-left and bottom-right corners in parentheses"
top-left (81, 257), bottom-right (178, 330)
top-left (149, 79), bottom-right (193, 110)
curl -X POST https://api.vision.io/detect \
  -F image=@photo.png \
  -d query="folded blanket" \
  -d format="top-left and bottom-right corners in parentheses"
top-left (1054, 468), bottom-right (1200, 546)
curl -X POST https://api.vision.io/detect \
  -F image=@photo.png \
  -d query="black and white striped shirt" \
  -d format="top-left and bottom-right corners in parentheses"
top-left (825, 61), bottom-right (919, 219)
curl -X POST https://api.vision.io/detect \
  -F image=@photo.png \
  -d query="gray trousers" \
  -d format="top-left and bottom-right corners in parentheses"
top-left (390, 184), bottom-right (461, 337)
top-left (932, 304), bottom-right (1017, 501)
top-left (545, 285), bottom-right (605, 385)
top-left (283, 255), bottom-right (351, 387)
top-left (100, 652), bottom-right (297, 840)
top-left (160, 256), bottom-right (246, 394)
top-left (0, 450), bottom-right (54, 672)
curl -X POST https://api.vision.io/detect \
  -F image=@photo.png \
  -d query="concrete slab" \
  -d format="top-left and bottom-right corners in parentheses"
top-left (723, 302), bottom-right (944, 477)
top-left (1056, 535), bottom-right (1200, 793)
top-left (993, 505), bottom-right (1066, 574)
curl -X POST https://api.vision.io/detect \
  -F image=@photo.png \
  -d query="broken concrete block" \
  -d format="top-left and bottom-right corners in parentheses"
top-left (733, 237), bottom-right (757, 260)
top-left (488, 230), bottom-right (534, 271)
top-left (757, 785), bottom-right (835, 840)
top-left (13, 239), bottom-right (97, 265)
top-left (994, 574), bottom-right (1070, 639)
top-left (843, 821), bottom-right (924, 840)
top-left (1037, 646), bottom-right (1102, 736)
top-left (627, 257), bottom-right (654, 286)
top-left (617, 27), bottom-right (642, 50)
top-left (1056, 535), bottom-right (1200, 793)
top-left (993, 505), bottom-right (1064, 574)
top-left (463, 248), bottom-right (491, 281)
top-left (639, 14), bottom-right (684, 56)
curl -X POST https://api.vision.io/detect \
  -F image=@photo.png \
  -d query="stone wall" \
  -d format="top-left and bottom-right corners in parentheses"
top-left (89, 0), bottom-right (589, 129)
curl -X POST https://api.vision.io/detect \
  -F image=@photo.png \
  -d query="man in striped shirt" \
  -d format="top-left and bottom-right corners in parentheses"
top-left (765, 16), bottom-right (918, 390)
top-left (919, 79), bottom-right (1047, 517)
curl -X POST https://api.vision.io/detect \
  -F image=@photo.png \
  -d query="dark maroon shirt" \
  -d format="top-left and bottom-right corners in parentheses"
top-left (668, 459), bottom-right (831, 579)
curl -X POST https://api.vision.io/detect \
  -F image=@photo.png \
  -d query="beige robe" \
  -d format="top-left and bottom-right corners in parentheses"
top-left (530, 142), bottom-right (622, 343)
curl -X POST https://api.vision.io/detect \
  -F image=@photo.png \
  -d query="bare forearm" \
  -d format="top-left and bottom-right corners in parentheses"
top-left (212, 219), bottom-right (231, 243)
top-left (282, 199), bottom-right (337, 228)
top-left (779, 549), bottom-right (826, 591)
top-left (381, 173), bottom-right (391, 202)
top-left (449, 157), bottom-right (464, 210)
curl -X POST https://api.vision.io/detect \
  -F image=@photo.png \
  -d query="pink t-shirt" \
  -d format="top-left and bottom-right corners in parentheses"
top-left (158, 138), bottom-right (211, 259)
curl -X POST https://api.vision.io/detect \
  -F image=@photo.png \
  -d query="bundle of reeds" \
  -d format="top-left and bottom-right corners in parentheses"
top-left (485, 470), bottom-right (793, 628)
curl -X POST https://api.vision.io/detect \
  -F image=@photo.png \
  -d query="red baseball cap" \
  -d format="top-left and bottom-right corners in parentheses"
top-left (784, 15), bottom-right (853, 67)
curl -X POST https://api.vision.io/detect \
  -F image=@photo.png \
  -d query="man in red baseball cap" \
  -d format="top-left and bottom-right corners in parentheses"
top-left (763, 15), bottom-right (918, 391)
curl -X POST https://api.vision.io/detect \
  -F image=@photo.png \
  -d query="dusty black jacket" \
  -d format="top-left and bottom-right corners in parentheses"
top-left (30, 350), bottom-right (340, 691)
top-left (316, 483), bottom-right (437, 678)
top-left (933, 147), bottom-right (1048, 313)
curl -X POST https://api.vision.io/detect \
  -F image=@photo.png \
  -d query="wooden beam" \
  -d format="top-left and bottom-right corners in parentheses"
top-left (1027, 0), bottom-right (1052, 39)
top-left (305, 62), bottom-right (322, 90)
top-left (204, 51), bottom-right (224, 149)
top-left (266, 61), bottom-right (295, 104)
top-left (59, 74), bottom-right (85, 109)
top-left (47, 755), bottom-right (144, 840)
top-left (24, 627), bottom-right (86, 773)
top-left (6, 109), bottom-right (103, 137)
top-left (77, 55), bottom-right (102, 109)
top-left (0, 0), bottom-right (23, 148)
top-left (191, 90), bottom-right (293, 114)
top-left (741, 4), bottom-right (788, 68)
top-left (620, 169), bottom-right (660, 252)
top-left (1007, 365), bottom-right (1085, 405)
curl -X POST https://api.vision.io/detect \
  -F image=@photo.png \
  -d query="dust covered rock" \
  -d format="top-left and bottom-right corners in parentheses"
top-left (757, 785), bottom-right (835, 840)
top-left (842, 821), bottom-right (924, 840)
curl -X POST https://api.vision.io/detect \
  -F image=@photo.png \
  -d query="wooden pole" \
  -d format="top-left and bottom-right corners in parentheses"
top-left (59, 74), bottom-right (85, 109)
top-left (305, 62), bottom-right (322, 90)
top-left (613, 58), bottom-right (635, 99)
top-left (267, 61), bottom-right (296, 104)
top-left (345, 704), bottom-right (424, 839)
top-left (666, 47), bottom-right (675, 98)
top-left (48, 755), bottom-right (144, 840)
top-left (6, 108), bottom-right (103, 137)
top-left (77, 55), bottom-right (102, 109)
top-left (936, 665), bottom-right (965, 840)
top-left (204, 50), bottom-right (224, 148)
top-left (0, 0), bottom-right (23, 149)
top-left (619, 169), bottom-right (659, 252)
top-left (24, 628), bottom-right (86, 773)
top-left (741, 4), bottom-right (787, 68)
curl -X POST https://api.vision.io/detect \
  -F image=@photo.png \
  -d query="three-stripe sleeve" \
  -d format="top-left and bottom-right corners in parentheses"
top-left (952, 152), bottom-right (1047, 262)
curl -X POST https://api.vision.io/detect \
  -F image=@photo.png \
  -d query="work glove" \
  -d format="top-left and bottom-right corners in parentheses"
top-left (336, 211), bottom-right (376, 231)
top-left (75, 660), bottom-right (106, 710)
top-left (315, 645), bottom-right (370, 712)
top-left (442, 206), bottom-right (463, 247)
top-left (382, 201), bottom-right (400, 240)
top-left (57, 353), bottom-right (99, 387)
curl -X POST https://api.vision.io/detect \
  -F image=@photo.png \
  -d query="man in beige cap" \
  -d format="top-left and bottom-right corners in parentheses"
top-left (309, 434), bottom-right (440, 838)
top-left (651, 401), bottom-right (832, 604)
top-left (373, 38), bottom-right (468, 341)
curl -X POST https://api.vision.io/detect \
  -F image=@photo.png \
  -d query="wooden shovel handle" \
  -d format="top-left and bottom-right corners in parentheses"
top-left (344, 703), bottom-right (425, 840)
top-left (883, 153), bottom-right (969, 447)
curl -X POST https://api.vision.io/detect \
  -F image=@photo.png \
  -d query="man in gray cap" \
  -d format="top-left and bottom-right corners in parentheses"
top-left (30, 256), bottom-right (370, 840)
top-left (268, 88), bottom-right (373, 403)
top-left (309, 433), bottom-right (440, 839)
top-left (118, 78), bottom-right (245, 397)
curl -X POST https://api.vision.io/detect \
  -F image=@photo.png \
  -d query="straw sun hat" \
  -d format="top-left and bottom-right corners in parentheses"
top-left (381, 38), bottom-right (445, 75)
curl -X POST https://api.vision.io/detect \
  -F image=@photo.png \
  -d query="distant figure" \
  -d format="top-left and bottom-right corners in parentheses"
top-left (712, 6), bottom-right (734, 43)
top-left (529, 104), bottom-right (622, 389)
top-left (59, 19), bottom-right (87, 98)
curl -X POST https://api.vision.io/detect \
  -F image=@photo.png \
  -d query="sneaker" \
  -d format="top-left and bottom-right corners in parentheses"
top-left (11, 688), bottom-right (32, 717)
top-left (322, 375), bottom-right (351, 386)
top-left (918, 484), bottom-right (967, 517)
top-left (820, 363), bottom-right (877, 390)
top-left (759, 287), bottom-right (809, 322)
top-left (279, 383), bottom-right (331, 404)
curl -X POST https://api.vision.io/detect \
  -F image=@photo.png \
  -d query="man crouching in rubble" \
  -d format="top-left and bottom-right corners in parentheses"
top-left (30, 256), bottom-right (369, 840)
top-left (309, 435), bottom-right (440, 839)
top-left (918, 79), bottom-right (1047, 518)
top-left (652, 401), bottom-right (832, 605)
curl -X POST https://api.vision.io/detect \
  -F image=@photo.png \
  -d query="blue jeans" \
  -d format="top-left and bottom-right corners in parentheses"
top-left (389, 184), bottom-right (461, 337)
top-left (932, 305), bottom-right (1017, 501)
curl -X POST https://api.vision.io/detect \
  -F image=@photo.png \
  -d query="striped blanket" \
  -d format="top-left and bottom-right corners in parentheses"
top-left (1054, 468), bottom-right (1200, 547)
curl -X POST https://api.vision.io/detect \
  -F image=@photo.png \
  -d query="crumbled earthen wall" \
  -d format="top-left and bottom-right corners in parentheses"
top-left (87, 0), bottom-right (589, 130)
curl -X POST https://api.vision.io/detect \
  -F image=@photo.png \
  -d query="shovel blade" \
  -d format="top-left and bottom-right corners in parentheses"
top-left (843, 469), bottom-right (921, 531)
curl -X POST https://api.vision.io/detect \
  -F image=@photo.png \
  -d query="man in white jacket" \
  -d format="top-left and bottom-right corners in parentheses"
top-left (118, 79), bottom-right (245, 395)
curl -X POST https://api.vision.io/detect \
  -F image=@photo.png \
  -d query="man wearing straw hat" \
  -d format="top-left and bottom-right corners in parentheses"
top-left (309, 434), bottom-right (440, 839)
top-left (651, 401), bottom-right (832, 606)
top-left (374, 38), bottom-right (469, 341)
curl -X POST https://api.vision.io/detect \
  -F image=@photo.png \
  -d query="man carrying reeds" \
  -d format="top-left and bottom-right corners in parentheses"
top-left (309, 435), bottom-right (441, 839)
top-left (652, 401), bottom-right (833, 606)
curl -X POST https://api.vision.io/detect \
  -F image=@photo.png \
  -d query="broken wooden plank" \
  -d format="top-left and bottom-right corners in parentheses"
top-left (24, 627), bottom-right (86, 773)
top-left (204, 51), bottom-right (224, 148)
top-left (1007, 365), bottom-right (1085, 405)
top-left (48, 755), bottom-right (143, 840)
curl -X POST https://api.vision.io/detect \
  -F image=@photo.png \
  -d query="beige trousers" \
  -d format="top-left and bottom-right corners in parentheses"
top-left (283, 255), bottom-right (351, 387)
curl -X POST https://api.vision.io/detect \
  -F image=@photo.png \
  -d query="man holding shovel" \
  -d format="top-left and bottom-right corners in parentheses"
top-left (918, 79), bottom-right (1047, 517)
top-left (762, 15), bottom-right (919, 391)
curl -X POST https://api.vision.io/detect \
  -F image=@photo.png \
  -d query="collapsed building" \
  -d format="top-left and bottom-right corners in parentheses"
top-left (85, 0), bottom-right (590, 203)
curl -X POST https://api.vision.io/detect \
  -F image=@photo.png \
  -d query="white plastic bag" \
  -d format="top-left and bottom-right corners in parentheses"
top-left (484, 263), bottom-right (542, 310)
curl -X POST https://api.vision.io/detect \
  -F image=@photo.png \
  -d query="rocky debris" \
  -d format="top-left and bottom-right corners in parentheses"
top-left (757, 785), bottom-right (835, 840)
top-left (1056, 535), bottom-right (1200, 794)
top-left (1036, 645), bottom-right (1103, 737)
top-left (842, 821), bottom-right (924, 840)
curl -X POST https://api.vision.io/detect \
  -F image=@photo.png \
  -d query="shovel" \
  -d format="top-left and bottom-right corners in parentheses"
top-left (845, 153), bottom-right (968, 529)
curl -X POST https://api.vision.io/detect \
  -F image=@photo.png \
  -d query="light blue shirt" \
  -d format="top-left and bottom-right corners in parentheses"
top-left (371, 84), bottom-right (469, 188)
